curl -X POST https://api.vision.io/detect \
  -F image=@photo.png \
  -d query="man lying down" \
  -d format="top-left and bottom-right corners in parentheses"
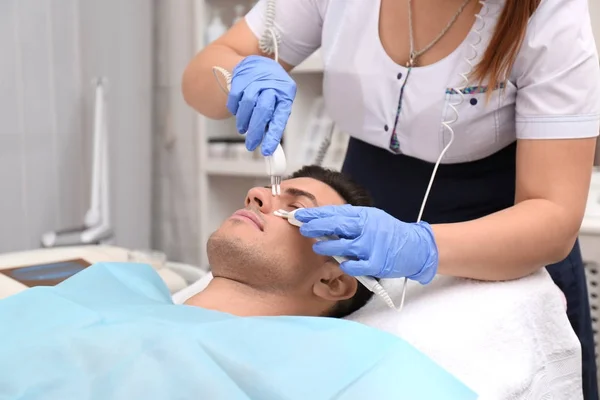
top-left (0, 166), bottom-right (476, 400)
top-left (186, 165), bottom-right (374, 318)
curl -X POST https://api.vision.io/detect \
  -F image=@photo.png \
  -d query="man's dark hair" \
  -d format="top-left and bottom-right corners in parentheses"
top-left (288, 165), bottom-right (377, 318)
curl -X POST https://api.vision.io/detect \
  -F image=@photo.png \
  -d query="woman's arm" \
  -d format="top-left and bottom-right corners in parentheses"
top-left (181, 19), bottom-right (292, 120)
top-left (434, 0), bottom-right (600, 281)
top-left (434, 138), bottom-right (596, 281)
top-left (182, 0), bottom-right (324, 119)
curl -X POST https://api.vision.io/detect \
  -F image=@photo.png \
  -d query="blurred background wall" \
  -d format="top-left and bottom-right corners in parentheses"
top-left (152, 0), bottom-right (200, 265)
top-left (0, 0), bottom-right (153, 252)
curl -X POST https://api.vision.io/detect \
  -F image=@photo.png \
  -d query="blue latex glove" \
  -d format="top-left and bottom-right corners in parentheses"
top-left (227, 55), bottom-right (297, 156)
top-left (294, 205), bottom-right (439, 284)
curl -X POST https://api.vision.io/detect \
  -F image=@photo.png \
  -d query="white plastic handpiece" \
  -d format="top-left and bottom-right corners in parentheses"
top-left (266, 143), bottom-right (286, 176)
top-left (211, 66), bottom-right (288, 196)
top-left (273, 209), bottom-right (397, 310)
top-left (266, 144), bottom-right (287, 196)
top-left (276, 209), bottom-right (347, 265)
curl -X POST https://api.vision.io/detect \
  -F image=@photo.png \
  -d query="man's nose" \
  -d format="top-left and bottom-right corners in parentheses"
top-left (245, 187), bottom-right (275, 213)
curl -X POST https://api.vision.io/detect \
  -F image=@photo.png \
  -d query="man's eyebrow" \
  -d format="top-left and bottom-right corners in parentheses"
top-left (285, 187), bottom-right (318, 206)
top-left (263, 186), bottom-right (318, 206)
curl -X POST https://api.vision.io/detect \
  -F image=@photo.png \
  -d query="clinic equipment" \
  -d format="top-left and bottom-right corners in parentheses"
top-left (267, 145), bottom-right (286, 195)
top-left (41, 78), bottom-right (113, 247)
top-left (212, 0), bottom-right (289, 196)
top-left (212, 65), bottom-right (287, 196)
top-left (0, 245), bottom-right (205, 300)
top-left (392, 0), bottom-right (485, 310)
top-left (273, 209), bottom-right (397, 310)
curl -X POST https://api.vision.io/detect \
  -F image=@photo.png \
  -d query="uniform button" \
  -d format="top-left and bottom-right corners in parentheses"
top-left (384, 124), bottom-right (389, 131)
top-left (470, 98), bottom-right (478, 106)
top-left (397, 72), bottom-right (403, 79)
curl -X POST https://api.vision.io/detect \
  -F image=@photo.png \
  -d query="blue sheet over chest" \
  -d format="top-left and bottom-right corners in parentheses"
top-left (0, 263), bottom-right (476, 400)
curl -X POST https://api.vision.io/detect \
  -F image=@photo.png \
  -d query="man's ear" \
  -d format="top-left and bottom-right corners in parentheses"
top-left (312, 263), bottom-right (358, 301)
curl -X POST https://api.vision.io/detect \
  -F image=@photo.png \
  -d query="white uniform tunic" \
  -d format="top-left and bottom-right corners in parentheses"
top-left (246, 0), bottom-right (600, 164)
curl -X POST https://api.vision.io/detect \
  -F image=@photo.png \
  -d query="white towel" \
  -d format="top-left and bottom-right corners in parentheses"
top-left (347, 270), bottom-right (583, 399)
top-left (172, 273), bottom-right (212, 304)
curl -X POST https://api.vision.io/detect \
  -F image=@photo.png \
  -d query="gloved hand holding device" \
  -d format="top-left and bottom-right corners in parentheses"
top-left (294, 205), bottom-right (439, 284)
top-left (227, 55), bottom-right (297, 156)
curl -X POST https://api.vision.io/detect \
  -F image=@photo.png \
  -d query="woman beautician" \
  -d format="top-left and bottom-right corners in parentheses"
top-left (182, 0), bottom-right (600, 396)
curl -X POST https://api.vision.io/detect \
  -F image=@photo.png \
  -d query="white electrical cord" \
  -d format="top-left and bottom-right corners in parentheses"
top-left (313, 125), bottom-right (335, 167)
top-left (259, 0), bottom-right (281, 59)
top-left (212, 7), bottom-right (285, 196)
top-left (397, 0), bottom-right (488, 312)
top-left (212, 29), bottom-right (280, 92)
top-left (273, 209), bottom-right (399, 310)
top-left (212, 0), bottom-right (280, 92)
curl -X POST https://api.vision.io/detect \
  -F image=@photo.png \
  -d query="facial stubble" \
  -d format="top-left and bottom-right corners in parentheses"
top-left (206, 225), bottom-right (296, 293)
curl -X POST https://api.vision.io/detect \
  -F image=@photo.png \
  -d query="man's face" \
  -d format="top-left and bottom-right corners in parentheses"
top-left (207, 177), bottom-right (346, 294)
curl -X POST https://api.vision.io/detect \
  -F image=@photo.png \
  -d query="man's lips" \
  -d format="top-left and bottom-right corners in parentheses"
top-left (231, 209), bottom-right (264, 231)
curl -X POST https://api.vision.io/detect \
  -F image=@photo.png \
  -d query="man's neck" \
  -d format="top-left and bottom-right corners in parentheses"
top-left (184, 277), bottom-right (312, 317)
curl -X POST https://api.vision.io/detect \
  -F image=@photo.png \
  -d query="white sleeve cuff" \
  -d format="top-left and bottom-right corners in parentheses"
top-left (244, 0), bottom-right (322, 67)
top-left (516, 114), bottom-right (600, 139)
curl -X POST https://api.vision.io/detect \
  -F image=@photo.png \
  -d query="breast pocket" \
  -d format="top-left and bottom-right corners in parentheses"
top-left (439, 82), bottom-right (517, 163)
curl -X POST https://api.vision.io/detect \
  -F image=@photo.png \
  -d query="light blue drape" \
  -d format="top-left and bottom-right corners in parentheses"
top-left (0, 263), bottom-right (477, 400)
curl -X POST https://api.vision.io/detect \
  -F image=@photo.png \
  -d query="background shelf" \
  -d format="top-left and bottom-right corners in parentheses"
top-left (204, 159), bottom-right (267, 177)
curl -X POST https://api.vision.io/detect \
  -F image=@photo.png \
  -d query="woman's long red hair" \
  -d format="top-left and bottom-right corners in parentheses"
top-left (472, 0), bottom-right (541, 91)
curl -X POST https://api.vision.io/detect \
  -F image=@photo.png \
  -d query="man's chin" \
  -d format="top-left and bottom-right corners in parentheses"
top-left (206, 232), bottom-right (254, 269)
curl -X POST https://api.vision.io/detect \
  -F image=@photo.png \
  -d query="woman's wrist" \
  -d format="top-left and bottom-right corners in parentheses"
top-left (429, 199), bottom-right (575, 281)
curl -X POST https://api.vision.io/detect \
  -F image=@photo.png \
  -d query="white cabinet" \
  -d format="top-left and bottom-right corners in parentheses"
top-left (193, 0), bottom-right (328, 268)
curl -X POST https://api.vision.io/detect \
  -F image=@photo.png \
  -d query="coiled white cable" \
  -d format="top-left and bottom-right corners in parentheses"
top-left (258, 0), bottom-right (281, 60)
top-left (211, 0), bottom-right (286, 197)
top-left (313, 126), bottom-right (334, 167)
top-left (396, 0), bottom-right (489, 312)
top-left (260, 0), bottom-right (334, 168)
top-left (212, 0), bottom-right (281, 92)
top-left (211, 29), bottom-right (279, 93)
top-left (274, 209), bottom-right (399, 310)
